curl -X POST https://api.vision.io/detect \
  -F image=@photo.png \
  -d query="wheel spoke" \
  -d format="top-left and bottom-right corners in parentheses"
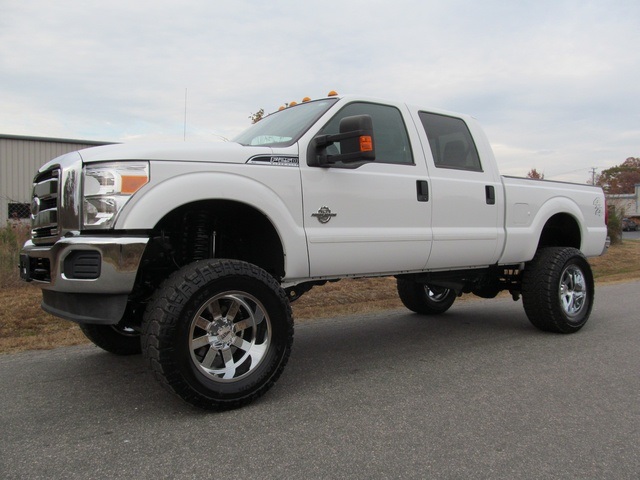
top-left (206, 300), bottom-right (223, 321)
top-left (195, 315), bottom-right (211, 331)
top-left (191, 334), bottom-right (210, 350)
top-left (221, 349), bottom-right (236, 379)
top-left (253, 306), bottom-right (265, 325)
top-left (233, 319), bottom-right (252, 332)
top-left (232, 336), bottom-right (252, 352)
top-left (201, 346), bottom-right (218, 369)
top-left (249, 342), bottom-right (268, 364)
top-left (226, 300), bottom-right (241, 322)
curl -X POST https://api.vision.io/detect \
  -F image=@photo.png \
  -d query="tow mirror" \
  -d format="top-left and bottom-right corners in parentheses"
top-left (309, 114), bottom-right (376, 167)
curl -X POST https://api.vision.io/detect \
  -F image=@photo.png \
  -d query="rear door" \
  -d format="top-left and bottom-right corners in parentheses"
top-left (410, 110), bottom-right (505, 269)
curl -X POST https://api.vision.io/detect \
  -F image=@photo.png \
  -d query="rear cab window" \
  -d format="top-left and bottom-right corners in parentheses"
top-left (418, 112), bottom-right (482, 172)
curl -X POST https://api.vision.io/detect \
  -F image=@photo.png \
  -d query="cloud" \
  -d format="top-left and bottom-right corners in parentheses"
top-left (1, 0), bottom-right (639, 181)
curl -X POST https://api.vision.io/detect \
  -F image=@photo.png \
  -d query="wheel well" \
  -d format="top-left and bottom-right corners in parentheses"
top-left (135, 200), bottom-right (285, 298)
top-left (537, 213), bottom-right (581, 250)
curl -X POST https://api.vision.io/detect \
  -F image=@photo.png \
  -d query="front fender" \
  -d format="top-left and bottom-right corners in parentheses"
top-left (114, 163), bottom-right (309, 280)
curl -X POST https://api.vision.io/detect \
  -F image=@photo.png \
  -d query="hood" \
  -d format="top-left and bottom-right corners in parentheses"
top-left (76, 141), bottom-right (275, 164)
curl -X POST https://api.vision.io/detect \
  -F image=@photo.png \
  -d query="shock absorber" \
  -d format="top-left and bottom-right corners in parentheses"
top-left (192, 209), bottom-right (212, 261)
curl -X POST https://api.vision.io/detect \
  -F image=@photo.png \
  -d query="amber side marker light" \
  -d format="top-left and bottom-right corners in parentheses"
top-left (360, 135), bottom-right (373, 152)
top-left (121, 175), bottom-right (149, 194)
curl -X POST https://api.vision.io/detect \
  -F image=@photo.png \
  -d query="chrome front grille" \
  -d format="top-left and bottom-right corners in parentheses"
top-left (31, 168), bottom-right (61, 245)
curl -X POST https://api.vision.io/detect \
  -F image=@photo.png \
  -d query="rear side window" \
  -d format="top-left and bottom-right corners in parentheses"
top-left (320, 102), bottom-right (414, 165)
top-left (418, 112), bottom-right (482, 172)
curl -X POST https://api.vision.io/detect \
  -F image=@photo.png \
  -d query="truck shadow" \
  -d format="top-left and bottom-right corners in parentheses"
top-left (66, 302), bottom-right (564, 413)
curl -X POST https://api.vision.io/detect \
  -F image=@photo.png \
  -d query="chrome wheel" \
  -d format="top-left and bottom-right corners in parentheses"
top-left (559, 265), bottom-right (587, 319)
top-left (189, 292), bottom-right (271, 383)
top-left (397, 279), bottom-right (457, 315)
top-left (425, 286), bottom-right (452, 303)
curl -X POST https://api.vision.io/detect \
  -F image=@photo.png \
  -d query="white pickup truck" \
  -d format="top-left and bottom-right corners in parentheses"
top-left (20, 94), bottom-right (608, 410)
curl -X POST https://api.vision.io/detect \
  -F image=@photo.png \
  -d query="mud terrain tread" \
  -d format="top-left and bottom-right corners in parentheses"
top-left (141, 259), bottom-right (293, 410)
top-left (521, 247), bottom-right (594, 333)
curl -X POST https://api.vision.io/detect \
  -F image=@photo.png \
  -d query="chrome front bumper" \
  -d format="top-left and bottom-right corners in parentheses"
top-left (20, 236), bottom-right (149, 324)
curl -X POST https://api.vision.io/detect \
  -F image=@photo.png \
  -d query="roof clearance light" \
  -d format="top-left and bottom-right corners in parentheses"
top-left (278, 106), bottom-right (286, 111)
top-left (302, 97), bottom-right (311, 102)
top-left (289, 101), bottom-right (297, 106)
top-left (327, 90), bottom-right (338, 97)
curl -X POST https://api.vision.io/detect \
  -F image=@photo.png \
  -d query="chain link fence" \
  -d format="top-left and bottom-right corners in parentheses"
top-left (7, 202), bottom-right (32, 222)
top-left (1, 197), bottom-right (31, 287)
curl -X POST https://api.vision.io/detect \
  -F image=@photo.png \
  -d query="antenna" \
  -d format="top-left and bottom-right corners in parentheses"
top-left (183, 88), bottom-right (188, 141)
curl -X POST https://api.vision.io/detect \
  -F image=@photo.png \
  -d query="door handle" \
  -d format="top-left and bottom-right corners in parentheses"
top-left (417, 180), bottom-right (429, 202)
top-left (485, 185), bottom-right (496, 205)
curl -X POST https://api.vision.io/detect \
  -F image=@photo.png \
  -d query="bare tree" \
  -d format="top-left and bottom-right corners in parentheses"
top-left (249, 109), bottom-right (265, 124)
top-left (526, 168), bottom-right (544, 180)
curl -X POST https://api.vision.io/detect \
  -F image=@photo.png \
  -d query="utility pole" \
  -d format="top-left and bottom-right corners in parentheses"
top-left (590, 167), bottom-right (597, 185)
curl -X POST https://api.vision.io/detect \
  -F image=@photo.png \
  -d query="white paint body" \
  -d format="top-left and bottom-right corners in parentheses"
top-left (78, 95), bottom-right (608, 284)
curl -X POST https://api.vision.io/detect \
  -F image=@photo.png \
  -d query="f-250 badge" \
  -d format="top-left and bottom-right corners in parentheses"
top-left (312, 206), bottom-right (337, 224)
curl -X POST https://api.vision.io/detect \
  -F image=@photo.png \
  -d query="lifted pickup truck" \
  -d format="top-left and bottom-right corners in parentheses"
top-left (20, 93), bottom-right (608, 410)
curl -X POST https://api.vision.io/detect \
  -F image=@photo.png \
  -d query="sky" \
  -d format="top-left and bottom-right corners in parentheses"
top-left (1, 0), bottom-right (639, 182)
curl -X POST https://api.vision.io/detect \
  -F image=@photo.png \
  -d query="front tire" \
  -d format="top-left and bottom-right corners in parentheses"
top-left (397, 279), bottom-right (457, 315)
top-left (80, 322), bottom-right (142, 355)
top-left (142, 259), bottom-right (293, 410)
top-left (522, 247), bottom-right (594, 333)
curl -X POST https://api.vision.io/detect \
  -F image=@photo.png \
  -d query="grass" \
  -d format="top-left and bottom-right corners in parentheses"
top-left (1, 238), bottom-right (639, 355)
top-left (0, 222), bottom-right (30, 288)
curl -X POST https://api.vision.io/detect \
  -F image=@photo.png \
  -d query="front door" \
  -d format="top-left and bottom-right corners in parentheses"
top-left (300, 101), bottom-right (432, 277)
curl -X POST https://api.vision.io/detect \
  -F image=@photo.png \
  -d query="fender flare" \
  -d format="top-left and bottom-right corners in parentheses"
top-left (114, 171), bottom-right (309, 279)
top-left (500, 196), bottom-right (586, 264)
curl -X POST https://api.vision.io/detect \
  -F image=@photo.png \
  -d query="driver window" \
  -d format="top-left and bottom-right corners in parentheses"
top-left (319, 102), bottom-right (414, 165)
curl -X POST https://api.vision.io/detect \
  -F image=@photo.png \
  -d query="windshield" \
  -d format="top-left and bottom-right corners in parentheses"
top-left (233, 98), bottom-right (338, 147)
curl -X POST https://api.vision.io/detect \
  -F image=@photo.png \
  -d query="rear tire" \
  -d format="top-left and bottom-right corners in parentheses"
top-left (142, 259), bottom-right (293, 410)
top-left (397, 279), bottom-right (457, 315)
top-left (522, 247), bottom-right (594, 333)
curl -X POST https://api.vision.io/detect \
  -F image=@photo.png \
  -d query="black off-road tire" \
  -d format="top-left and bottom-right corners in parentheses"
top-left (80, 323), bottom-right (142, 355)
top-left (141, 259), bottom-right (293, 410)
top-left (397, 279), bottom-right (457, 315)
top-left (522, 247), bottom-right (594, 333)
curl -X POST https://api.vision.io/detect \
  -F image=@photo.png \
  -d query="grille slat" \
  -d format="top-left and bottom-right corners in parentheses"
top-left (31, 168), bottom-right (61, 245)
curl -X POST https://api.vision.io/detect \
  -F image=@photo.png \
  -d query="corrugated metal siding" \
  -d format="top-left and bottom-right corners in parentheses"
top-left (0, 136), bottom-right (111, 225)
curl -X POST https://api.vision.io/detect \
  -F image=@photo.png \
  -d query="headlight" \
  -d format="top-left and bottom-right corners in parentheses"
top-left (83, 162), bottom-right (149, 229)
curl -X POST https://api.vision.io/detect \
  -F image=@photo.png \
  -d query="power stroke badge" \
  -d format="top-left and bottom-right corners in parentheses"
top-left (312, 206), bottom-right (337, 224)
